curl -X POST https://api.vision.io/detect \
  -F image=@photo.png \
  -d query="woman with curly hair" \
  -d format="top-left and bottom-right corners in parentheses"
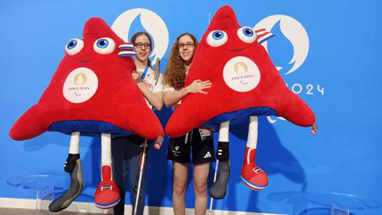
top-left (164, 33), bottom-right (215, 215)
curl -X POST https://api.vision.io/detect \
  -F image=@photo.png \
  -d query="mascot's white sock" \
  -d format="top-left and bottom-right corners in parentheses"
top-left (69, 132), bottom-right (80, 154)
top-left (247, 116), bottom-right (258, 148)
top-left (245, 116), bottom-right (258, 165)
top-left (217, 121), bottom-right (230, 161)
top-left (101, 133), bottom-right (112, 181)
top-left (219, 121), bottom-right (230, 142)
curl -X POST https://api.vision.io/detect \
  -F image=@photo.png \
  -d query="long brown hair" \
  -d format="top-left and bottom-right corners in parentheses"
top-left (130, 32), bottom-right (153, 68)
top-left (163, 33), bottom-right (198, 90)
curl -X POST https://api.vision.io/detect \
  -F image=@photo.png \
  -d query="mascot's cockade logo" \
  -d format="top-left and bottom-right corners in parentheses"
top-left (112, 8), bottom-right (169, 66)
top-left (223, 56), bottom-right (261, 92)
top-left (63, 67), bottom-right (98, 103)
top-left (254, 15), bottom-right (309, 76)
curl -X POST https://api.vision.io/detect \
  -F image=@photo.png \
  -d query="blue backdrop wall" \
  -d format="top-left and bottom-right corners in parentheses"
top-left (1, 0), bottom-right (382, 214)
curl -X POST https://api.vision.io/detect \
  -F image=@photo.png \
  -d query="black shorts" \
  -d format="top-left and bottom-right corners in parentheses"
top-left (167, 128), bottom-right (216, 164)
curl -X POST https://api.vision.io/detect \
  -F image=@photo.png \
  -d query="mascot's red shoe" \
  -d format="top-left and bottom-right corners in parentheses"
top-left (94, 165), bottom-right (120, 209)
top-left (240, 147), bottom-right (268, 190)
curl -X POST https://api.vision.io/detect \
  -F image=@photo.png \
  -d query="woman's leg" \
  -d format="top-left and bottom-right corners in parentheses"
top-left (193, 162), bottom-right (210, 215)
top-left (112, 137), bottom-right (128, 215)
top-left (172, 161), bottom-right (189, 215)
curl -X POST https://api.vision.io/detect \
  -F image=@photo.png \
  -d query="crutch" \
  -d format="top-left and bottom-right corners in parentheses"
top-left (133, 139), bottom-right (148, 215)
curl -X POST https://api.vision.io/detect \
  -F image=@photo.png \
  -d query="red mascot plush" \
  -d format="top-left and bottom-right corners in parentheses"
top-left (9, 18), bottom-right (164, 211)
top-left (165, 6), bottom-right (316, 199)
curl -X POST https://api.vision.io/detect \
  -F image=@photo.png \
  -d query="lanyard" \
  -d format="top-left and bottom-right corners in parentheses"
top-left (140, 66), bottom-right (149, 81)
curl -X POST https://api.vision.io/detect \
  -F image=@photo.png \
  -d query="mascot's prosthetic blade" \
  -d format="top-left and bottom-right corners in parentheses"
top-left (165, 6), bottom-right (316, 199)
top-left (9, 18), bottom-right (164, 211)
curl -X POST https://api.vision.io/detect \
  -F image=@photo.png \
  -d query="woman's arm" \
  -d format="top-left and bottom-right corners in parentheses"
top-left (164, 87), bottom-right (189, 108)
top-left (137, 83), bottom-right (164, 110)
top-left (132, 71), bottom-right (164, 110)
top-left (164, 79), bottom-right (212, 108)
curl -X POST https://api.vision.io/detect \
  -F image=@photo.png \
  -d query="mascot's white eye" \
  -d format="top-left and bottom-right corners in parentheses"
top-left (65, 38), bottom-right (84, 56)
top-left (237, 27), bottom-right (257, 43)
top-left (207, 30), bottom-right (228, 47)
top-left (93, 37), bottom-right (115, 54)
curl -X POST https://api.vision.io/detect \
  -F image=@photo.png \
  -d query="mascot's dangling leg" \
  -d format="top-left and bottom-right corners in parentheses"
top-left (49, 132), bottom-right (83, 212)
top-left (94, 133), bottom-right (120, 209)
top-left (210, 121), bottom-right (230, 199)
top-left (240, 116), bottom-right (268, 190)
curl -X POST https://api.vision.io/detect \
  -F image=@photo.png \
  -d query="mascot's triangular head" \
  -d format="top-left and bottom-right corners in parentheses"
top-left (165, 5), bottom-right (316, 137)
top-left (10, 17), bottom-right (164, 141)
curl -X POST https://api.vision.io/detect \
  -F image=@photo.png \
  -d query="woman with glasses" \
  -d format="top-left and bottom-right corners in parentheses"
top-left (163, 33), bottom-right (215, 215)
top-left (112, 32), bottom-right (164, 215)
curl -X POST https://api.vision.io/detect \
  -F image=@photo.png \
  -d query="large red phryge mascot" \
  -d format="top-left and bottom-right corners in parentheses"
top-left (165, 6), bottom-right (316, 199)
top-left (9, 18), bottom-right (164, 211)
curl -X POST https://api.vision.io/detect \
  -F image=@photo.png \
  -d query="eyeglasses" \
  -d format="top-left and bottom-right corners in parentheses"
top-left (178, 43), bottom-right (194, 49)
top-left (134, 43), bottom-right (151, 49)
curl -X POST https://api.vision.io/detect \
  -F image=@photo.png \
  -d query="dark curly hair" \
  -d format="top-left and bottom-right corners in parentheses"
top-left (163, 33), bottom-right (198, 90)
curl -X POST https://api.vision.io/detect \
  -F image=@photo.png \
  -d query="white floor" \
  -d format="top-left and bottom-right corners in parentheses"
top-left (0, 208), bottom-right (101, 215)
top-left (0, 198), bottom-right (282, 215)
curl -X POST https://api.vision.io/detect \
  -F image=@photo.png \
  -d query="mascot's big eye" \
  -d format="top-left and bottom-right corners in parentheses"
top-left (207, 30), bottom-right (228, 47)
top-left (65, 38), bottom-right (84, 56)
top-left (237, 27), bottom-right (257, 43)
top-left (93, 37), bottom-right (115, 54)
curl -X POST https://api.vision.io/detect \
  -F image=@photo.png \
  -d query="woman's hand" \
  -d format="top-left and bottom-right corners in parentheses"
top-left (186, 79), bottom-right (212, 94)
top-left (132, 71), bottom-right (141, 83)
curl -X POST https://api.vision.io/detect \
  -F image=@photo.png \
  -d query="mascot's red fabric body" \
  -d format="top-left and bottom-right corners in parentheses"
top-left (165, 6), bottom-right (316, 198)
top-left (166, 7), bottom-right (315, 136)
top-left (10, 18), bottom-right (163, 141)
top-left (9, 17), bottom-right (163, 211)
